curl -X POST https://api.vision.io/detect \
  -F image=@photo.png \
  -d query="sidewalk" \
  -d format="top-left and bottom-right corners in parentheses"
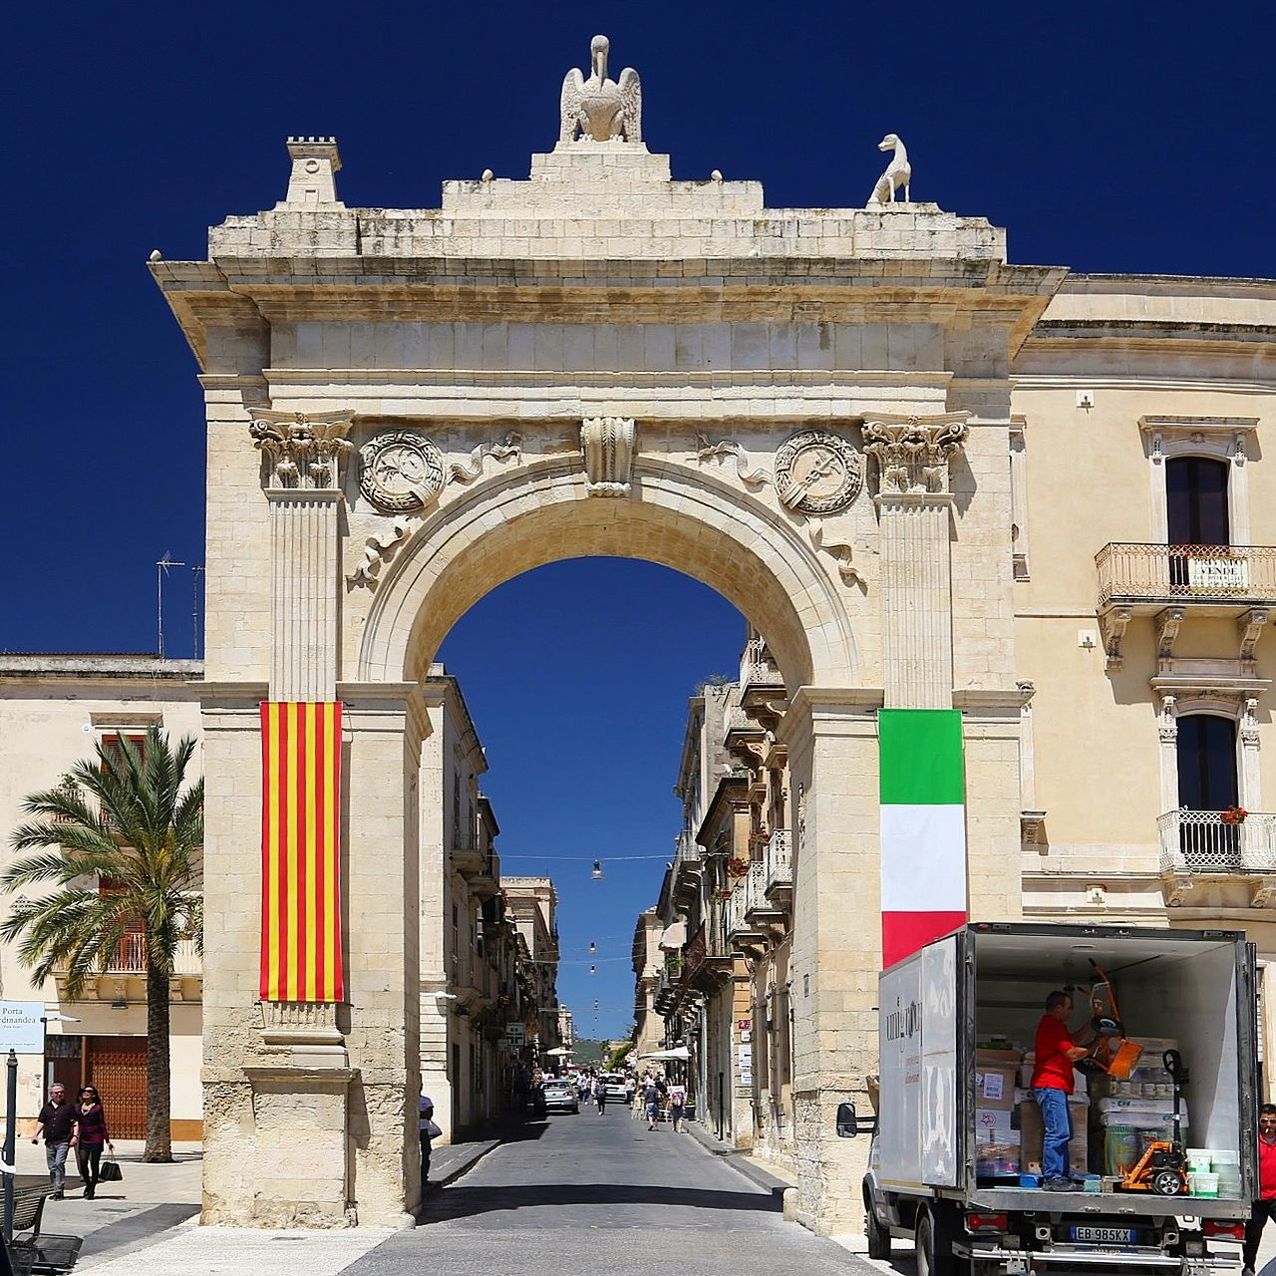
top-left (685, 1120), bottom-right (795, 1205)
top-left (6, 1138), bottom-right (202, 1269)
top-left (37, 1122), bottom-right (510, 1274)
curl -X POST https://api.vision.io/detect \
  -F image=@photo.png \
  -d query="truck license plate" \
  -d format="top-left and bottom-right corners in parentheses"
top-left (1069, 1226), bottom-right (1138, 1245)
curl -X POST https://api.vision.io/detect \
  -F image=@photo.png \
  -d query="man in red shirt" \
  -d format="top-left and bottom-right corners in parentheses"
top-left (1030, 990), bottom-right (1094, 1191)
top-left (1243, 1103), bottom-right (1276, 1276)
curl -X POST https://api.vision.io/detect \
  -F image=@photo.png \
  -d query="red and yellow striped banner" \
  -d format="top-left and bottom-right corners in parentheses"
top-left (259, 702), bottom-right (344, 1003)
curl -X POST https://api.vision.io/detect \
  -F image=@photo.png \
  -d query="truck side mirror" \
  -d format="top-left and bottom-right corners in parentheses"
top-left (836, 1101), bottom-right (858, 1137)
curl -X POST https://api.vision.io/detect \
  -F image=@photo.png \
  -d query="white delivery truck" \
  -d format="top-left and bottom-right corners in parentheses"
top-left (852, 922), bottom-right (1257, 1274)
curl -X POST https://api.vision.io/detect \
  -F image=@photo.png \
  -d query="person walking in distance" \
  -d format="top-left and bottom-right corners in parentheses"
top-left (593, 1073), bottom-right (607, 1115)
top-left (1242, 1103), bottom-right (1276, 1276)
top-left (668, 1079), bottom-right (687, 1133)
top-left (419, 1093), bottom-right (442, 1185)
top-left (73, 1086), bottom-right (113, 1199)
top-left (31, 1082), bottom-right (77, 1199)
top-left (644, 1076), bottom-right (661, 1131)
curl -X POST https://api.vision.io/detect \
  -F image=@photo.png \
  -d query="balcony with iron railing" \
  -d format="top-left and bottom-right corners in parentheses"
top-left (1157, 809), bottom-right (1276, 874)
top-left (55, 933), bottom-right (202, 1003)
top-left (1095, 544), bottom-right (1276, 668)
top-left (1097, 543), bottom-right (1276, 609)
top-left (763, 829), bottom-right (793, 903)
top-left (740, 638), bottom-right (785, 692)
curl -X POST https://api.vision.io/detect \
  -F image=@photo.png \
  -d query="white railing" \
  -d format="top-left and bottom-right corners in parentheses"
top-left (742, 860), bottom-right (767, 918)
top-left (764, 829), bottom-right (792, 891)
top-left (1096, 543), bottom-right (1276, 606)
top-left (1157, 809), bottom-right (1276, 873)
top-left (97, 933), bottom-right (201, 975)
top-left (741, 638), bottom-right (784, 688)
top-left (725, 882), bottom-right (748, 936)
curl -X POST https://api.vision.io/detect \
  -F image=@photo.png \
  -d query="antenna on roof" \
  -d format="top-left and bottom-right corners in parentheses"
top-left (157, 554), bottom-right (186, 660)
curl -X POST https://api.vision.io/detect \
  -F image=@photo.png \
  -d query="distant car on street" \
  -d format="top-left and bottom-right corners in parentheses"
top-left (602, 1073), bottom-right (629, 1101)
top-left (541, 1079), bottom-right (579, 1114)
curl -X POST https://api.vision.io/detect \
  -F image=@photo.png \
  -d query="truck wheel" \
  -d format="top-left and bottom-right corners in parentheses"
top-left (916, 1207), bottom-right (957, 1276)
top-left (864, 1193), bottom-right (892, 1259)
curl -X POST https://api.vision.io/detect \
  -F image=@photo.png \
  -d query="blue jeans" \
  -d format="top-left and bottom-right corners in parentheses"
top-left (45, 1141), bottom-right (70, 1193)
top-left (1034, 1086), bottom-right (1073, 1182)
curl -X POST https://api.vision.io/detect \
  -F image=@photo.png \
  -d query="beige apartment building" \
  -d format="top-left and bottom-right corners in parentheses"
top-left (0, 656), bottom-right (204, 1138)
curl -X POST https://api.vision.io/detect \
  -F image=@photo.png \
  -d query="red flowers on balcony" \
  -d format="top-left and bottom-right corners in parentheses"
top-left (1221, 804), bottom-right (1249, 826)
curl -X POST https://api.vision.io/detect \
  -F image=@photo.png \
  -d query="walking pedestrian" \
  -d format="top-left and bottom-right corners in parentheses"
top-left (644, 1077), bottom-right (661, 1131)
top-left (419, 1093), bottom-right (442, 1184)
top-left (668, 1080), bottom-right (687, 1133)
top-left (73, 1086), bottom-right (113, 1199)
top-left (31, 1082), bottom-right (77, 1199)
top-left (594, 1074), bottom-right (607, 1114)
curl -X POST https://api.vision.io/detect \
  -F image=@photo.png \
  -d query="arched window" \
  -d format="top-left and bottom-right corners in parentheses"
top-left (1176, 713), bottom-right (1238, 811)
top-left (1166, 456), bottom-right (1230, 547)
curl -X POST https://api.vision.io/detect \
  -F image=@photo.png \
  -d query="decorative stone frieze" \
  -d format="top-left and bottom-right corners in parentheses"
top-left (559, 35), bottom-right (641, 144)
top-left (862, 412), bottom-right (969, 495)
top-left (775, 430), bottom-right (862, 514)
top-left (250, 410), bottom-right (354, 491)
top-left (581, 417), bottom-right (636, 496)
top-left (358, 430), bottom-right (445, 513)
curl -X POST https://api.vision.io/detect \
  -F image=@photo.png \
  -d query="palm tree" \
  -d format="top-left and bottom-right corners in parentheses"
top-left (0, 728), bottom-right (203, 1163)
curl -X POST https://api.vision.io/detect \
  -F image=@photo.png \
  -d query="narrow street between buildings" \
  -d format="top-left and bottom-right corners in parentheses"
top-left (349, 1109), bottom-right (874, 1276)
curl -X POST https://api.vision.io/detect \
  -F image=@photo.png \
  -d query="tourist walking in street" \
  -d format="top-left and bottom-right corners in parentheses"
top-left (31, 1083), bottom-right (77, 1199)
top-left (644, 1076), bottom-right (661, 1131)
top-left (668, 1080), bottom-right (687, 1133)
top-left (73, 1086), bottom-right (113, 1199)
top-left (593, 1074), bottom-right (607, 1114)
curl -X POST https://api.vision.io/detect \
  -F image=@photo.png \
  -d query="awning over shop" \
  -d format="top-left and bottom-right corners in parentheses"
top-left (639, 1046), bottom-right (690, 1061)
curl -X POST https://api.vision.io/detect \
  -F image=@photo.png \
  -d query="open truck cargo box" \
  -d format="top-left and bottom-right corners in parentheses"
top-left (878, 922), bottom-right (1257, 1218)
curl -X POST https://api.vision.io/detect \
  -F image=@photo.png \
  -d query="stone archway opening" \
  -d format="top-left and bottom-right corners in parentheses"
top-left (358, 457), bottom-right (859, 695)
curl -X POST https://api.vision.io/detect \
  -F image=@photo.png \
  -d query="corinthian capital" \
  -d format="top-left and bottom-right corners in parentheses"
top-left (862, 412), bottom-right (969, 495)
top-left (249, 409), bottom-right (354, 491)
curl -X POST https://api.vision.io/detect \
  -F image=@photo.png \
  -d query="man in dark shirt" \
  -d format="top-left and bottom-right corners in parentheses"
top-left (32, 1083), bottom-right (78, 1199)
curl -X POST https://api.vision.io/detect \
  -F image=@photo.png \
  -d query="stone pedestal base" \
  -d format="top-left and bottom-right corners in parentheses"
top-left (242, 1064), bottom-right (357, 1227)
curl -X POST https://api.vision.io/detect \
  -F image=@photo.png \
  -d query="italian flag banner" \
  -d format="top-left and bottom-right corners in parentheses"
top-left (260, 701), bottom-right (345, 1003)
top-left (879, 708), bottom-right (967, 969)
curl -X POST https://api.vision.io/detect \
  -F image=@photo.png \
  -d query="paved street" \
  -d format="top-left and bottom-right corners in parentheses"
top-left (349, 1109), bottom-right (873, 1276)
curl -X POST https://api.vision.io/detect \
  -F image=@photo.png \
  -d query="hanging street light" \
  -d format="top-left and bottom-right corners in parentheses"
top-left (591, 860), bottom-right (604, 880)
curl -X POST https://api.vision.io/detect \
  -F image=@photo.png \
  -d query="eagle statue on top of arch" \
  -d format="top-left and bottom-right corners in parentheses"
top-left (559, 34), bottom-right (642, 144)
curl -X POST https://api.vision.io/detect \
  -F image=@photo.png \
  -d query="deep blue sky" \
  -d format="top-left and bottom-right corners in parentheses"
top-left (3, 1), bottom-right (1271, 1036)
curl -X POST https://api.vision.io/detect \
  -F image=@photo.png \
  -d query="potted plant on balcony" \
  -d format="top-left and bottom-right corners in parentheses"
top-left (726, 855), bottom-right (750, 878)
top-left (1221, 804), bottom-right (1249, 825)
top-left (0, 727), bottom-right (202, 1164)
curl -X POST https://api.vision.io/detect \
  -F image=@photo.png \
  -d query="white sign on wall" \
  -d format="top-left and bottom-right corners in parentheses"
top-left (0, 1003), bottom-right (44, 1054)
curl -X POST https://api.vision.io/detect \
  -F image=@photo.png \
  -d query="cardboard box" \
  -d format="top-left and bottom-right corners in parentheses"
top-left (1018, 1096), bottom-right (1090, 1176)
top-left (975, 1065), bottom-right (1019, 1111)
top-left (975, 1107), bottom-right (1017, 1143)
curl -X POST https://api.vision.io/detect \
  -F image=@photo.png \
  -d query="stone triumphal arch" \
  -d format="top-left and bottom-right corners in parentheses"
top-left (153, 36), bottom-right (1043, 1231)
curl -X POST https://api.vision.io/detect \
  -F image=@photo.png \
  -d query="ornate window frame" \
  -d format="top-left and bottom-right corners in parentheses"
top-left (1140, 415), bottom-right (1258, 545)
top-left (1153, 683), bottom-right (1263, 815)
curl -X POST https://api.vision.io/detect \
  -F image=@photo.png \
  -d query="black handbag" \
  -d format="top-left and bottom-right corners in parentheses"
top-left (97, 1156), bottom-right (123, 1183)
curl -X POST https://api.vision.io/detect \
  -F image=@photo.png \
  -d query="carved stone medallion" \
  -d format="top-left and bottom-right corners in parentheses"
top-left (358, 430), bottom-right (445, 513)
top-left (774, 430), bottom-right (862, 514)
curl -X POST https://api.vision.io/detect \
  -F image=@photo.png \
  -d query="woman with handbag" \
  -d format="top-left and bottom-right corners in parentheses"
top-left (74, 1086), bottom-right (114, 1199)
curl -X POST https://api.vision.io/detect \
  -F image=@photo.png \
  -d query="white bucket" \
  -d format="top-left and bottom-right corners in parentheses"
top-left (1189, 1172), bottom-right (1220, 1197)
